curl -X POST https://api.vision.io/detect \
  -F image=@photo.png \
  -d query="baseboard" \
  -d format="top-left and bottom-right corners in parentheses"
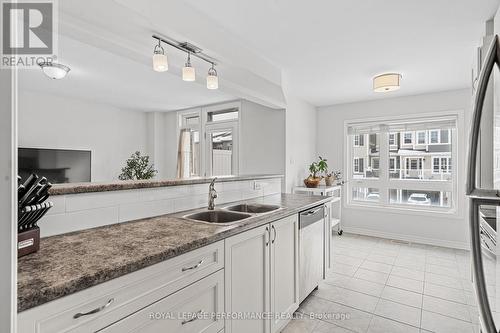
top-left (342, 226), bottom-right (470, 250)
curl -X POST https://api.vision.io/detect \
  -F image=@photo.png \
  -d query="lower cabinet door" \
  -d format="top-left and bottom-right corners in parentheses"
top-left (270, 215), bottom-right (299, 333)
top-left (224, 224), bottom-right (270, 333)
top-left (99, 270), bottom-right (224, 333)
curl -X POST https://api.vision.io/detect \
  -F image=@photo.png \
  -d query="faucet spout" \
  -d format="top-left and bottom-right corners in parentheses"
top-left (208, 178), bottom-right (217, 210)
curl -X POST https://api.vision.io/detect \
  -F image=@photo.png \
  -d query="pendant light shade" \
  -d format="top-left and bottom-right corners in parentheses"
top-left (182, 53), bottom-right (196, 81)
top-left (39, 62), bottom-right (71, 79)
top-left (206, 64), bottom-right (218, 90)
top-left (373, 73), bottom-right (401, 92)
top-left (152, 41), bottom-right (168, 72)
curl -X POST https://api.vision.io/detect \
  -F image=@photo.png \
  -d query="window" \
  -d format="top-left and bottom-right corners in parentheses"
top-left (207, 108), bottom-right (239, 122)
top-left (388, 133), bottom-right (396, 145)
top-left (353, 158), bottom-right (364, 173)
top-left (441, 130), bottom-right (450, 144)
top-left (403, 132), bottom-right (413, 144)
top-left (432, 157), bottom-right (452, 174)
top-left (429, 130), bottom-right (440, 144)
top-left (417, 131), bottom-right (426, 144)
top-left (178, 102), bottom-right (240, 177)
top-left (354, 134), bottom-right (364, 147)
top-left (347, 116), bottom-right (456, 211)
top-left (389, 157), bottom-right (396, 171)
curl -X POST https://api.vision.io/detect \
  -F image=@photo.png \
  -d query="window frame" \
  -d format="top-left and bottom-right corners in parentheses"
top-left (429, 129), bottom-right (440, 144)
top-left (388, 133), bottom-right (396, 146)
top-left (403, 131), bottom-right (413, 144)
top-left (345, 114), bottom-right (458, 215)
top-left (416, 131), bottom-right (427, 145)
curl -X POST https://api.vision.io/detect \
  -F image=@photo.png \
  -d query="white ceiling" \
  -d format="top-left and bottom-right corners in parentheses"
top-left (184, 0), bottom-right (499, 106)
top-left (19, 32), bottom-right (235, 112)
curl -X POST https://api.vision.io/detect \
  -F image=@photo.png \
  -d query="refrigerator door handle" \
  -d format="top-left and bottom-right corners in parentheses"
top-left (466, 34), bottom-right (500, 333)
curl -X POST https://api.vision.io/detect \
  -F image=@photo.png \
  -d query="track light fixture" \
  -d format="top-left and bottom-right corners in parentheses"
top-left (152, 39), bottom-right (168, 72)
top-left (182, 53), bottom-right (196, 82)
top-left (152, 35), bottom-right (219, 89)
top-left (207, 64), bottom-right (218, 90)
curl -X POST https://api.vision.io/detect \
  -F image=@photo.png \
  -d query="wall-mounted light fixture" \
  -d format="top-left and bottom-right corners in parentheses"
top-left (373, 73), bottom-right (401, 92)
top-left (152, 35), bottom-right (219, 89)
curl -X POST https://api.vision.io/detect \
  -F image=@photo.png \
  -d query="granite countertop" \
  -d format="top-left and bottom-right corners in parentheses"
top-left (17, 193), bottom-right (331, 312)
top-left (49, 174), bottom-right (283, 195)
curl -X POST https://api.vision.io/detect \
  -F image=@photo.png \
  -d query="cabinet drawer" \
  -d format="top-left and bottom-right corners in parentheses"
top-left (18, 241), bottom-right (224, 333)
top-left (100, 270), bottom-right (224, 333)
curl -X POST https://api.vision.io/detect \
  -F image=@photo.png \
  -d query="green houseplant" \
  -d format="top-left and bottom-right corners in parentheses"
top-left (304, 161), bottom-right (322, 188)
top-left (118, 151), bottom-right (158, 180)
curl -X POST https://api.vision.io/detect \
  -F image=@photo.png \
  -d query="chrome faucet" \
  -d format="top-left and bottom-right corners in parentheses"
top-left (208, 178), bottom-right (218, 210)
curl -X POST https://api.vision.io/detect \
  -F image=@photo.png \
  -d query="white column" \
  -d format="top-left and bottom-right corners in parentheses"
top-left (0, 67), bottom-right (17, 332)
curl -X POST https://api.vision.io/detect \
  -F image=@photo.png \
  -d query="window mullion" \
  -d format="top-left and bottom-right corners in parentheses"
top-left (379, 131), bottom-right (389, 204)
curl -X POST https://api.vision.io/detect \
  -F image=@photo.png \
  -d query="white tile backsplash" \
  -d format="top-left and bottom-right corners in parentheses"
top-left (40, 177), bottom-right (281, 237)
top-left (41, 206), bottom-right (120, 237)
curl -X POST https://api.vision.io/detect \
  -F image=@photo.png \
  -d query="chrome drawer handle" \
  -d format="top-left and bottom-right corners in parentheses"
top-left (73, 298), bottom-right (114, 319)
top-left (271, 225), bottom-right (277, 244)
top-left (181, 310), bottom-right (203, 325)
top-left (181, 259), bottom-right (204, 272)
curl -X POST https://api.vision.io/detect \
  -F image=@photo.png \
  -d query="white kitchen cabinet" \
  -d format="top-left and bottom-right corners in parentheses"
top-left (224, 215), bottom-right (299, 333)
top-left (99, 270), bottom-right (224, 333)
top-left (270, 215), bottom-right (299, 333)
top-left (224, 224), bottom-right (270, 333)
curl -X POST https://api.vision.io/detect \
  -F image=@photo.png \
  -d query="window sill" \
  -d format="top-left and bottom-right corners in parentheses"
top-left (346, 201), bottom-right (461, 219)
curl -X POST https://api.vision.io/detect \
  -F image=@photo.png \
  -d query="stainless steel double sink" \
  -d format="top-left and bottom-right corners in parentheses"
top-left (183, 203), bottom-right (282, 225)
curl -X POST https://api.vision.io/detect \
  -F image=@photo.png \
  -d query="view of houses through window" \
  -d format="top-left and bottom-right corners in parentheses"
top-left (348, 117), bottom-right (455, 210)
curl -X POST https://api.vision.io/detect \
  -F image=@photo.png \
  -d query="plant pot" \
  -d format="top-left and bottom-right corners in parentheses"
top-left (324, 175), bottom-right (336, 186)
top-left (304, 177), bottom-right (321, 188)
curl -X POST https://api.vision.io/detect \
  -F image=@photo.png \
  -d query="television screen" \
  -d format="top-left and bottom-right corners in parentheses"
top-left (18, 148), bottom-right (91, 184)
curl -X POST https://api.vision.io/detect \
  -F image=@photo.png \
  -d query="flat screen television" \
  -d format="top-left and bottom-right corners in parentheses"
top-left (18, 148), bottom-right (91, 184)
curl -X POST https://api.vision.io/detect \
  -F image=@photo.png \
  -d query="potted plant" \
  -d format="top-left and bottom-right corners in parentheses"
top-left (317, 156), bottom-right (332, 185)
top-left (118, 151), bottom-right (158, 180)
top-left (304, 162), bottom-right (322, 188)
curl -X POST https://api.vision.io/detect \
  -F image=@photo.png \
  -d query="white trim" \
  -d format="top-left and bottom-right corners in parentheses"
top-left (342, 226), bottom-right (469, 250)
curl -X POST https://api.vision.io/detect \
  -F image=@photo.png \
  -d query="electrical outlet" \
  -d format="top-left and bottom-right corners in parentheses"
top-left (253, 181), bottom-right (262, 190)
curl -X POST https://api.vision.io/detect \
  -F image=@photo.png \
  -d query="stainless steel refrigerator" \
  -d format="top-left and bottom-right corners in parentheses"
top-left (467, 31), bottom-right (500, 333)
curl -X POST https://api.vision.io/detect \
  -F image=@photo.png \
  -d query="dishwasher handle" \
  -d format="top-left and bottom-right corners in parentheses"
top-left (299, 205), bottom-right (324, 229)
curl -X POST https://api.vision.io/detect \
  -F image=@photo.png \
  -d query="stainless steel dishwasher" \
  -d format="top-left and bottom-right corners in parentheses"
top-left (299, 205), bottom-right (325, 303)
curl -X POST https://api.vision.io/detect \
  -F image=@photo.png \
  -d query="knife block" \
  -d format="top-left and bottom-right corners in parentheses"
top-left (18, 227), bottom-right (40, 258)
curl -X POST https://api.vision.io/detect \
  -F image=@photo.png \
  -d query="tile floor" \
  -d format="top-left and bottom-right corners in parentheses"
top-left (283, 233), bottom-right (479, 333)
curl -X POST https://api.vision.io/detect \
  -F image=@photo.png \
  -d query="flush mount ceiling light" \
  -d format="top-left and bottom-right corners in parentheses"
top-left (206, 64), bottom-right (218, 90)
top-left (152, 39), bottom-right (168, 72)
top-left (38, 62), bottom-right (71, 79)
top-left (152, 35), bottom-right (219, 89)
top-left (373, 73), bottom-right (402, 92)
top-left (182, 53), bottom-right (196, 82)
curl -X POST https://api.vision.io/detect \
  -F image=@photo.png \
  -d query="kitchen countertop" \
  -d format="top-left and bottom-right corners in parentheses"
top-left (49, 174), bottom-right (283, 195)
top-left (17, 193), bottom-right (332, 312)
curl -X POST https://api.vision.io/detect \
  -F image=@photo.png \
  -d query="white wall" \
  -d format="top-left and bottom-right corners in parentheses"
top-left (284, 95), bottom-right (317, 192)
top-left (18, 91), bottom-right (149, 182)
top-left (317, 89), bottom-right (472, 248)
top-left (240, 100), bottom-right (285, 176)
